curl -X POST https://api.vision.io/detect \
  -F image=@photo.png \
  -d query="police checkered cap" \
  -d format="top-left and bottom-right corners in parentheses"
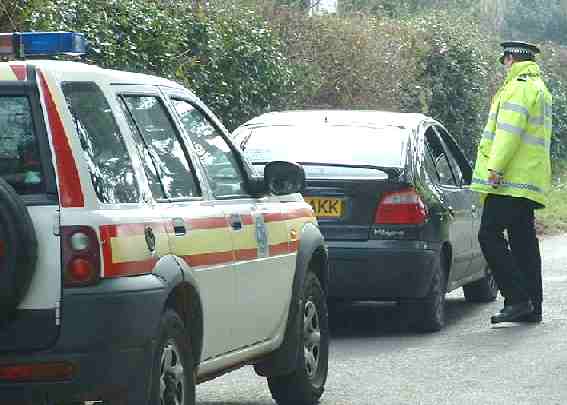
top-left (500, 41), bottom-right (541, 64)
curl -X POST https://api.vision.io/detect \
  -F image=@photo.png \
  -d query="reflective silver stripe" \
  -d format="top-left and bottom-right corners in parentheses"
top-left (501, 102), bottom-right (529, 117)
top-left (472, 178), bottom-right (544, 194)
top-left (496, 123), bottom-right (546, 146)
top-left (528, 115), bottom-right (544, 126)
top-left (497, 122), bottom-right (523, 136)
top-left (488, 113), bottom-right (497, 121)
top-left (528, 115), bottom-right (552, 130)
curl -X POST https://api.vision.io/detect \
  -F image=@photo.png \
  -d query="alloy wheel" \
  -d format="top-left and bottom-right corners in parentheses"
top-left (160, 339), bottom-right (186, 405)
top-left (303, 299), bottom-right (321, 378)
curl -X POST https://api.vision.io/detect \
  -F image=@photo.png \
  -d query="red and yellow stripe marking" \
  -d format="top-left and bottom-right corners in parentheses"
top-left (100, 223), bottom-right (169, 277)
top-left (38, 69), bottom-right (85, 208)
top-left (100, 208), bottom-right (316, 278)
top-left (0, 64), bottom-right (27, 81)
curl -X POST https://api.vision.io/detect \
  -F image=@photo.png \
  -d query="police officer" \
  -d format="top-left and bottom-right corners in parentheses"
top-left (471, 41), bottom-right (552, 324)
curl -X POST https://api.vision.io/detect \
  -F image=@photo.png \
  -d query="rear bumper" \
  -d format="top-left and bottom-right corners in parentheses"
top-left (327, 240), bottom-right (440, 300)
top-left (0, 275), bottom-right (167, 403)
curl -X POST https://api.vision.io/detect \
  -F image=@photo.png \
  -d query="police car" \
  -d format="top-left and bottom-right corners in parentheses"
top-left (0, 32), bottom-right (329, 405)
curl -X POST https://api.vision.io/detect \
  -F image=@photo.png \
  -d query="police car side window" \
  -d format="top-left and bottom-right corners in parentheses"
top-left (119, 99), bottom-right (166, 200)
top-left (170, 99), bottom-right (247, 198)
top-left (0, 96), bottom-right (44, 195)
top-left (121, 96), bottom-right (201, 200)
top-left (62, 82), bottom-right (140, 204)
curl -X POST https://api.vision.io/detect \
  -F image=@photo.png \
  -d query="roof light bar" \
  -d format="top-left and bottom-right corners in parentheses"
top-left (0, 32), bottom-right (86, 58)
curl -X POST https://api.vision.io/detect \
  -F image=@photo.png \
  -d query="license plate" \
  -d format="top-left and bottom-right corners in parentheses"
top-left (305, 197), bottom-right (343, 218)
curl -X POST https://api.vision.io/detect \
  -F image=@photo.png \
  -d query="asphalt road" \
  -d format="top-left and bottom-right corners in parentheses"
top-left (197, 234), bottom-right (567, 405)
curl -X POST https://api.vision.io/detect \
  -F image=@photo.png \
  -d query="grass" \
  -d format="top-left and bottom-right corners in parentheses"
top-left (536, 165), bottom-right (567, 236)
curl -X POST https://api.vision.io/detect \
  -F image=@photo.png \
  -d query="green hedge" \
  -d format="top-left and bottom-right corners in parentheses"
top-left (25, 0), bottom-right (294, 131)
top-left (8, 0), bottom-right (567, 164)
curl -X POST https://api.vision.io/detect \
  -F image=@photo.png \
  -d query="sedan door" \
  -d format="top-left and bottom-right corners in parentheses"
top-left (434, 126), bottom-right (484, 279)
top-left (423, 126), bottom-right (473, 283)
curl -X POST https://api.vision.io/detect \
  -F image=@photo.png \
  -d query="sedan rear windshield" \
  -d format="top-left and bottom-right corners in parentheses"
top-left (234, 124), bottom-right (408, 176)
top-left (0, 96), bottom-right (44, 194)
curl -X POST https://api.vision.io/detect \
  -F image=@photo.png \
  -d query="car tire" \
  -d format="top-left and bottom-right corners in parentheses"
top-left (404, 256), bottom-right (447, 333)
top-left (463, 266), bottom-right (498, 303)
top-left (0, 178), bottom-right (38, 321)
top-left (150, 309), bottom-right (195, 405)
top-left (267, 272), bottom-right (329, 405)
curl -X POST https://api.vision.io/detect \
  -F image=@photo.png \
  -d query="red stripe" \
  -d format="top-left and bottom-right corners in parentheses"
top-left (235, 248), bottom-right (258, 261)
top-left (286, 207), bottom-right (314, 220)
top-left (10, 65), bottom-right (26, 81)
top-left (100, 225), bottom-right (117, 277)
top-left (289, 240), bottom-right (299, 252)
top-left (39, 70), bottom-right (84, 208)
top-left (241, 214), bottom-right (254, 226)
top-left (188, 217), bottom-right (229, 230)
top-left (182, 251), bottom-right (234, 267)
top-left (270, 241), bottom-right (289, 256)
top-left (263, 212), bottom-right (286, 223)
top-left (105, 257), bottom-right (159, 278)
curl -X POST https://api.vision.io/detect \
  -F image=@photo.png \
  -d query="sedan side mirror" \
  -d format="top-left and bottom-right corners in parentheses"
top-left (263, 161), bottom-right (305, 196)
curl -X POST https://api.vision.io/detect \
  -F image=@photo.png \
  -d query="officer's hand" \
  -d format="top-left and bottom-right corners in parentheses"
top-left (488, 170), bottom-right (503, 189)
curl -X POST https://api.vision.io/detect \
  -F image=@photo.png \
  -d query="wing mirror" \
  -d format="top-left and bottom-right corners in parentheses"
top-left (249, 161), bottom-right (305, 196)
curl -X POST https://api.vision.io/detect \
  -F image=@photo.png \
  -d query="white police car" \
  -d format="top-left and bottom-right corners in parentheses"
top-left (0, 32), bottom-right (329, 405)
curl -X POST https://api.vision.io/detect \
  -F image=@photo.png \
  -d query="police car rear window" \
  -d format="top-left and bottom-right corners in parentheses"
top-left (0, 96), bottom-right (44, 194)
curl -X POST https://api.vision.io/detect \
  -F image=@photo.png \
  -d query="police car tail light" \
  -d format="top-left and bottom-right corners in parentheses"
top-left (0, 32), bottom-right (86, 58)
top-left (375, 188), bottom-right (428, 225)
top-left (61, 226), bottom-right (100, 287)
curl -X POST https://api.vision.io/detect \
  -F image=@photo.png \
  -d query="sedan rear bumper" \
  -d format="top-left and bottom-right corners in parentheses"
top-left (327, 240), bottom-right (441, 300)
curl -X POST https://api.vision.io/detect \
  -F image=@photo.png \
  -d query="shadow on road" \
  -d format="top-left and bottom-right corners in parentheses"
top-left (329, 296), bottom-right (491, 339)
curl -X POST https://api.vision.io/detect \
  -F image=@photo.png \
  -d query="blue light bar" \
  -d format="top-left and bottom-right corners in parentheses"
top-left (0, 32), bottom-right (87, 58)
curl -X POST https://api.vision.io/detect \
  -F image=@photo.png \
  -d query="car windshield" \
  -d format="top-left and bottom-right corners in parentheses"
top-left (234, 124), bottom-right (408, 178)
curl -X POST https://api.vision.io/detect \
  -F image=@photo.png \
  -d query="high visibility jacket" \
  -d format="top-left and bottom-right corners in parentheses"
top-left (470, 61), bottom-right (552, 208)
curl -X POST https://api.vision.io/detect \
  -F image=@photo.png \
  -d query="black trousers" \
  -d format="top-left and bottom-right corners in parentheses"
top-left (478, 194), bottom-right (542, 310)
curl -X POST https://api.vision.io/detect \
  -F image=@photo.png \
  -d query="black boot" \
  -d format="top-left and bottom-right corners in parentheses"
top-left (491, 301), bottom-right (534, 324)
top-left (515, 302), bottom-right (542, 323)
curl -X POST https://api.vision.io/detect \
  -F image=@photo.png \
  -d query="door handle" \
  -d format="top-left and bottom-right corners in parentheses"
top-left (144, 225), bottom-right (156, 253)
top-left (172, 218), bottom-right (186, 236)
top-left (230, 213), bottom-right (243, 231)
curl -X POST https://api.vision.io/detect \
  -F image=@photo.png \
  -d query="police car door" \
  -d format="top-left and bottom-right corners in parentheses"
top-left (165, 92), bottom-right (292, 348)
top-left (113, 84), bottom-right (239, 359)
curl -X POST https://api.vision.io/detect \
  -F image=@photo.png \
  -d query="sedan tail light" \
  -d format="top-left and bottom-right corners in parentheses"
top-left (374, 188), bottom-right (428, 225)
top-left (61, 226), bottom-right (100, 287)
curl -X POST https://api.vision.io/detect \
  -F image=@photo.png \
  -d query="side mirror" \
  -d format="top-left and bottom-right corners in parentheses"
top-left (264, 161), bottom-right (305, 195)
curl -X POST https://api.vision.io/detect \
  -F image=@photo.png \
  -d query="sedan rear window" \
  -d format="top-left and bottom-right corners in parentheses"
top-left (234, 125), bottom-right (408, 172)
top-left (0, 96), bottom-right (44, 194)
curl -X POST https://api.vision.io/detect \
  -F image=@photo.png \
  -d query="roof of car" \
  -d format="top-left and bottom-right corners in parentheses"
top-left (240, 110), bottom-right (433, 129)
top-left (4, 60), bottom-right (185, 89)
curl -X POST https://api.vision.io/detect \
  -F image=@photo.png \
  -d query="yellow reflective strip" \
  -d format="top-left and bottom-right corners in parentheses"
top-left (233, 224), bottom-right (257, 250)
top-left (0, 66), bottom-right (17, 81)
top-left (172, 228), bottom-right (234, 256)
top-left (266, 221), bottom-right (290, 245)
top-left (110, 234), bottom-right (169, 263)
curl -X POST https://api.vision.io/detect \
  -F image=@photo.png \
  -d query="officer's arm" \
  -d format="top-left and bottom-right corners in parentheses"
top-left (487, 84), bottom-right (529, 174)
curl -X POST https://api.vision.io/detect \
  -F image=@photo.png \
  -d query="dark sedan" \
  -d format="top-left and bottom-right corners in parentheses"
top-left (233, 110), bottom-right (498, 332)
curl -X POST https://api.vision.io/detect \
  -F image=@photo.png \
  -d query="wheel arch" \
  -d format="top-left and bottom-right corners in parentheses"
top-left (153, 256), bottom-right (204, 368)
